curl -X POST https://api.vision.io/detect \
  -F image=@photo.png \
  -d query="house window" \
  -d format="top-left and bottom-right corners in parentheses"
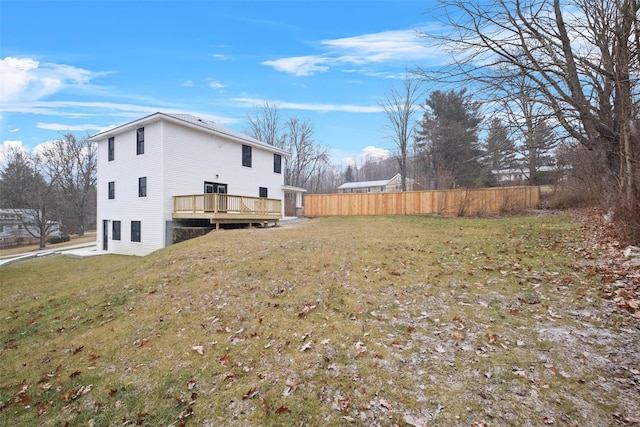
top-left (108, 137), bottom-right (114, 161)
top-left (138, 177), bottom-right (147, 197)
top-left (136, 127), bottom-right (144, 155)
top-left (259, 187), bottom-right (268, 198)
top-left (274, 154), bottom-right (282, 174)
top-left (242, 145), bottom-right (252, 167)
top-left (108, 181), bottom-right (115, 199)
top-left (131, 221), bottom-right (141, 242)
top-left (112, 221), bottom-right (121, 241)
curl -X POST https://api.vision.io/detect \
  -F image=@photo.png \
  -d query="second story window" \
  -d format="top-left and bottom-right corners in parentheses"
top-left (242, 144), bottom-right (252, 167)
top-left (138, 177), bottom-right (147, 197)
top-left (259, 187), bottom-right (268, 198)
top-left (108, 137), bottom-right (115, 161)
top-left (108, 181), bottom-right (115, 199)
top-left (136, 127), bottom-right (145, 155)
top-left (274, 154), bottom-right (281, 174)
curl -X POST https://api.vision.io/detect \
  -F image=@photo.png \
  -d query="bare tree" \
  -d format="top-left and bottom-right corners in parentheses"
top-left (417, 0), bottom-right (639, 204)
top-left (282, 117), bottom-right (330, 189)
top-left (0, 149), bottom-right (61, 249)
top-left (41, 134), bottom-right (97, 236)
top-left (500, 75), bottom-right (559, 184)
top-left (245, 101), bottom-right (284, 147)
top-left (245, 102), bottom-right (330, 191)
top-left (381, 76), bottom-right (423, 191)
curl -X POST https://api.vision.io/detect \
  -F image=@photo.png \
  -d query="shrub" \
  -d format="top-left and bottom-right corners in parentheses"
top-left (544, 182), bottom-right (599, 209)
top-left (609, 201), bottom-right (640, 246)
top-left (48, 234), bottom-right (71, 244)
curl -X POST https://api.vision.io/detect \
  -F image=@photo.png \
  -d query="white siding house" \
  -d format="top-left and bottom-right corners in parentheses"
top-left (0, 209), bottom-right (61, 249)
top-left (337, 173), bottom-right (417, 193)
top-left (89, 112), bottom-right (289, 256)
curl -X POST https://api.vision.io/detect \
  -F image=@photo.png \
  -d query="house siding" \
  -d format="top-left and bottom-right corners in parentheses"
top-left (94, 113), bottom-right (286, 256)
top-left (161, 121), bottom-right (285, 215)
top-left (97, 121), bottom-right (165, 255)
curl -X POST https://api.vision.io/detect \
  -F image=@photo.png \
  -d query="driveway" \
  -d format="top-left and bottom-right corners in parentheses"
top-left (0, 242), bottom-right (99, 267)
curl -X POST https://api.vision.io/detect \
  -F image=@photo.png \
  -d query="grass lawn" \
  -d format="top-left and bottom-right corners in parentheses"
top-left (1, 215), bottom-right (638, 426)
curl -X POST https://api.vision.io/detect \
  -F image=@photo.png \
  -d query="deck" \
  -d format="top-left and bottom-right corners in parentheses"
top-left (172, 194), bottom-right (282, 228)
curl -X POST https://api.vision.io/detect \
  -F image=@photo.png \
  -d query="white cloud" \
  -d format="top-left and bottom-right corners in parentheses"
top-left (262, 55), bottom-right (330, 77)
top-left (262, 29), bottom-right (445, 76)
top-left (0, 140), bottom-right (25, 162)
top-left (211, 54), bottom-right (231, 61)
top-left (0, 57), bottom-right (106, 103)
top-left (231, 97), bottom-right (382, 114)
top-left (208, 80), bottom-right (226, 90)
top-left (32, 139), bottom-right (57, 158)
top-left (322, 30), bottom-right (429, 63)
top-left (37, 122), bottom-right (103, 132)
top-left (183, 80), bottom-right (195, 87)
top-left (1, 140), bottom-right (23, 150)
top-left (8, 126), bottom-right (19, 133)
top-left (360, 145), bottom-right (390, 160)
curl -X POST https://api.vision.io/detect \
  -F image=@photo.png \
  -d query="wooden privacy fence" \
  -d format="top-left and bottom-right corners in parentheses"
top-left (304, 186), bottom-right (540, 217)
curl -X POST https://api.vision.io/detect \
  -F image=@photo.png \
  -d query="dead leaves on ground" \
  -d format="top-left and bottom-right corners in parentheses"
top-left (0, 346), bottom-right (102, 417)
top-left (576, 210), bottom-right (640, 321)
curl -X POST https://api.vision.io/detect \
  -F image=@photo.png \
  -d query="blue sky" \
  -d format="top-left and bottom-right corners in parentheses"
top-left (1, 0), bottom-right (445, 167)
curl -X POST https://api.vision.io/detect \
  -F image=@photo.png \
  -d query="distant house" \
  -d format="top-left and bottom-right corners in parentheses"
top-left (89, 112), bottom-right (303, 256)
top-left (491, 166), bottom-right (561, 184)
top-left (337, 173), bottom-right (416, 193)
top-left (0, 209), bottom-right (61, 249)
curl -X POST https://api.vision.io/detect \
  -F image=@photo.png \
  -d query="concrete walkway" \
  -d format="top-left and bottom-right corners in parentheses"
top-left (0, 242), bottom-right (99, 267)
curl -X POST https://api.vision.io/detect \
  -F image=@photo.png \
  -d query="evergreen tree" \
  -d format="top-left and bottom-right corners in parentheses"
top-left (344, 164), bottom-right (355, 183)
top-left (414, 88), bottom-right (485, 189)
top-left (484, 118), bottom-right (517, 171)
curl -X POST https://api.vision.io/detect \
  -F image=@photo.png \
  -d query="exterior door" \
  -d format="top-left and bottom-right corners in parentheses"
top-left (204, 182), bottom-right (227, 194)
top-left (102, 220), bottom-right (108, 251)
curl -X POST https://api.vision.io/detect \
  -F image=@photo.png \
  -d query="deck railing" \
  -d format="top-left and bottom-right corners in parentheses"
top-left (173, 194), bottom-right (282, 216)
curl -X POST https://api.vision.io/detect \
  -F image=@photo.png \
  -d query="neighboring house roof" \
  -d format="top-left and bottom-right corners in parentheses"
top-left (282, 185), bottom-right (307, 193)
top-left (337, 173), bottom-right (400, 190)
top-left (88, 112), bottom-right (289, 156)
top-left (491, 166), bottom-right (559, 175)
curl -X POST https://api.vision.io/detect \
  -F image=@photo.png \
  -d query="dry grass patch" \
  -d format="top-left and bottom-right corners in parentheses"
top-left (1, 216), bottom-right (638, 426)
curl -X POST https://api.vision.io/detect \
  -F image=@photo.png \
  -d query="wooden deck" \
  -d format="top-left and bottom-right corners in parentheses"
top-left (173, 194), bottom-right (282, 228)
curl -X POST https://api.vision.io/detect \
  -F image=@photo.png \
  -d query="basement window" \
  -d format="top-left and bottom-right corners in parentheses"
top-left (112, 221), bottom-right (121, 241)
top-left (131, 221), bottom-right (141, 242)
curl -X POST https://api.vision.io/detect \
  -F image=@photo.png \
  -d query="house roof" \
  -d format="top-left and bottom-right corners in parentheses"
top-left (337, 173), bottom-right (400, 190)
top-left (88, 112), bottom-right (289, 156)
top-left (491, 166), bottom-right (558, 174)
top-left (282, 185), bottom-right (307, 193)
